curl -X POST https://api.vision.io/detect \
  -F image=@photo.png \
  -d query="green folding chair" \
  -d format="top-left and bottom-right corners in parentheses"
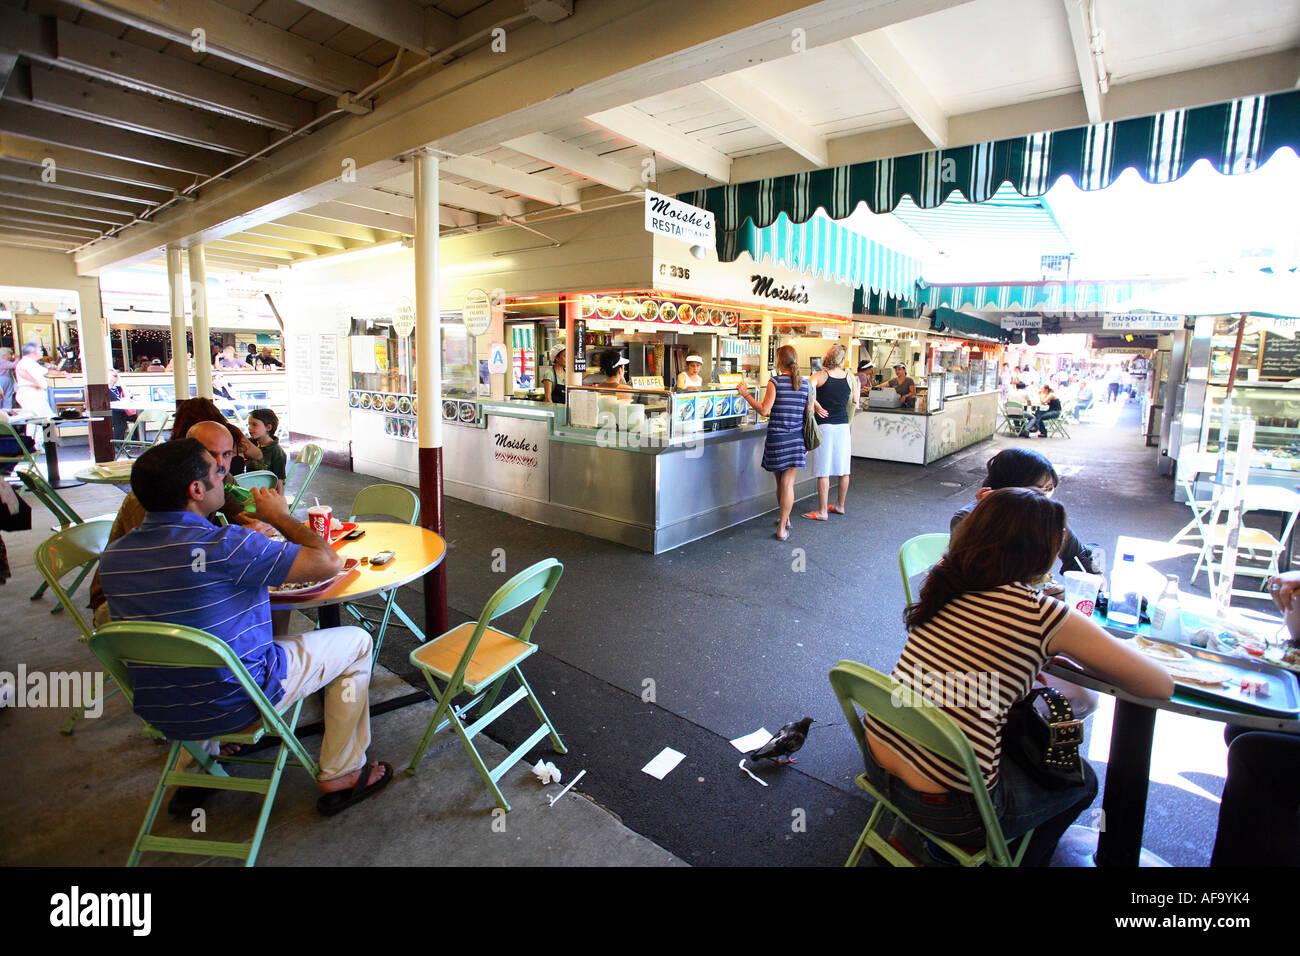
top-left (341, 484), bottom-right (423, 663)
top-left (33, 520), bottom-right (118, 733)
top-left (112, 410), bottom-right (171, 459)
top-left (829, 660), bottom-right (1033, 868)
top-left (233, 470), bottom-right (279, 490)
top-left (1044, 410), bottom-right (1071, 439)
top-left (286, 443), bottom-right (324, 516)
top-left (405, 559), bottom-right (566, 811)
top-left (17, 468), bottom-right (86, 605)
top-left (88, 621), bottom-right (319, 867)
top-left (898, 533), bottom-right (949, 606)
top-left (0, 414), bottom-right (40, 471)
top-left (999, 401), bottom-right (1031, 437)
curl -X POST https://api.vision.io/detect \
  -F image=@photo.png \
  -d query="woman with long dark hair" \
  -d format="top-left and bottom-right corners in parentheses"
top-left (865, 488), bottom-right (1173, 865)
top-left (738, 344), bottom-right (808, 540)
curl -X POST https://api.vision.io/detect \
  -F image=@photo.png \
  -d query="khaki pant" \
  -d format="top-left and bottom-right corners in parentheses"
top-left (275, 626), bottom-right (374, 781)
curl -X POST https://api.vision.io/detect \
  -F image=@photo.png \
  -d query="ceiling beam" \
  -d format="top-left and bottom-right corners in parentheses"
top-left (58, 0), bottom-right (378, 96)
top-left (216, 232), bottom-right (329, 257)
top-left (587, 105), bottom-right (731, 183)
top-left (440, 206), bottom-right (477, 228)
top-left (0, 100), bottom-right (229, 177)
top-left (503, 132), bottom-right (642, 191)
top-left (0, 157), bottom-right (172, 206)
top-left (302, 201), bottom-right (414, 235)
top-left (0, 233), bottom-right (75, 251)
top-left (1062, 0), bottom-right (1106, 125)
top-left (844, 30), bottom-right (949, 148)
top-left (0, 182), bottom-right (146, 218)
top-left (278, 213), bottom-right (383, 244)
top-left (0, 135), bottom-right (194, 194)
top-left (0, 195), bottom-right (131, 227)
top-left (209, 239), bottom-right (296, 260)
top-left (241, 222), bottom-right (349, 249)
top-left (0, 209), bottom-right (106, 234)
top-left (700, 74), bottom-right (828, 167)
top-left (27, 68), bottom-right (270, 157)
top-left (291, 0), bottom-right (440, 52)
top-left (436, 180), bottom-right (527, 218)
top-left (441, 154), bottom-right (581, 206)
top-left (334, 187), bottom-right (415, 218)
top-left (0, 221), bottom-right (96, 242)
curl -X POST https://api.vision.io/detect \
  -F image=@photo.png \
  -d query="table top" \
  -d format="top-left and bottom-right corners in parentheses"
top-left (270, 521), bottom-right (446, 610)
top-left (74, 467), bottom-right (133, 485)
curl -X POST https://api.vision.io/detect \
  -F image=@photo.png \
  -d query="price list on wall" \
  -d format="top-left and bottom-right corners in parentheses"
top-left (317, 335), bottom-right (339, 398)
top-left (291, 335), bottom-right (313, 395)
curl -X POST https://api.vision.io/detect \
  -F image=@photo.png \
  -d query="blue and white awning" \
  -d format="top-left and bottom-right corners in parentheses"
top-left (731, 212), bottom-right (922, 301)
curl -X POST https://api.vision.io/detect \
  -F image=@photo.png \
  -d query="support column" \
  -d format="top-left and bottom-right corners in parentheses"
top-left (759, 311), bottom-right (773, 388)
top-left (563, 295), bottom-right (581, 389)
top-left (76, 277), bottom-right (114, 461)
top-left (166, 245), bottom-right (187, 403)
top-left (414, 151), bottom-right (448, 638)
top-left (189, 245), bottom-right (212, 399)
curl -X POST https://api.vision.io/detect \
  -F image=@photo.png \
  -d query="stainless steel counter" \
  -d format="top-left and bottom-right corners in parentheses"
top-left (851, 390), bottom-right (999, 464)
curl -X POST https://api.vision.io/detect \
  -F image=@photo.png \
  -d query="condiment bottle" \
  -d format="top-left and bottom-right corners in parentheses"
top-left (1149, 574), bottom-right (1182, 643)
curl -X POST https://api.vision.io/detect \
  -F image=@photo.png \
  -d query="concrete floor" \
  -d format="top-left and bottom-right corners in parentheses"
top-left (0, 397), bottom-right (1275, 866)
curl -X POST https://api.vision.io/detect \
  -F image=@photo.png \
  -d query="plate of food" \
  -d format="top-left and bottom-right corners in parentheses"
top-left (270, 558), bottom-right (360, 601)
top-left (580, 294), bottom-right (598, 317)
top-left (398, 396), bottom-right (412, 415)
top-left (442, 400), bottom-right (458, 421)
top-left (714, 395), bottom-right (732, 417)
top-left (676, 303), bottom-right (694, 324)
top-left (596, 296), bottom-right (619, 319)
top-left (677, 398), bottom-right (695, 421)
top-left (348, 391), bottom-right (360, 408)
top-left (384, 395), bottom-right (399, 412)
top-left (360, 393), bottom-right (373, 410)
top-left (620, 298), bottom-right (640, 320)
top-left (1130, 635), bottom-right (1300, 715)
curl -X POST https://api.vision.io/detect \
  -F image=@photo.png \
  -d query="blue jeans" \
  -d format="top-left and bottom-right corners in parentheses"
top-left (1029, 410), bottom-right (1059, 435)
top-left (863, 741), bottom-right (1098, 866)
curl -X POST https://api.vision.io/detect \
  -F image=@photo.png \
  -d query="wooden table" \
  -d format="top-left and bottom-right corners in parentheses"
top-left (270, 521), bottom-right (446, 629)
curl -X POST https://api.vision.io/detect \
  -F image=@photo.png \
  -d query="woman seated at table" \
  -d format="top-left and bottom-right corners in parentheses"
top-left (1028, 385), bottom-right (1062, 438)
top-left (864, 488), bottom-right (1173, 866)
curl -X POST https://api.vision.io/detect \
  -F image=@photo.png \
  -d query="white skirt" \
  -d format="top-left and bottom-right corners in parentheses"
top-left (813, 422), bottom-right (851, 478)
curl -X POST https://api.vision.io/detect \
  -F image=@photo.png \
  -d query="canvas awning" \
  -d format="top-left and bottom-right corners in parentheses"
top-left (916, 278), bottom-right (1186, 314)
top-left (681, 90), bottom-right (1300, 240)
top-left (723, 212), bottom-right (922, 301)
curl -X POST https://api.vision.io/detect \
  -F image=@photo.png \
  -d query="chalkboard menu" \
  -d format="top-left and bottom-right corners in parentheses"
top-left (1260, 332), bottom-right (1300, 378)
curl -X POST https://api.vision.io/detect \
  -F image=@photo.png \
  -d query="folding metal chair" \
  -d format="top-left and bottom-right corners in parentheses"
top-left (1170, 449), bottom-right (1227, 547)
top-left (233, 470), bottom-right (279, 490)
top-left (405, 559), bottom-right (566, 811)
top-left (286, 443), bottom-right (324, 515)
top-left (898, 533), bottom-right (949, 606)
top-left (1001, 400), bottom-right (1031, 437)
top-left (0, 414), bottom-right (40, 472)
top-left (341, 484), bottom-right (423, 663)
top-left (88, 622), bottom-right (320, 867)
top-left (112, 410), bottom-right (171, 459)
top-left (829, 661), bottom-right (1033, 867)
top-left (1195, 485), bottom-right (1300, 600)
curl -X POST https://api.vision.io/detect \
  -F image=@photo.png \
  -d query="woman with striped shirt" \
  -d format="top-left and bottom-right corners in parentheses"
top-left (864, 488), bottom-right (1173, 865)
top-left (739, 344), bottom-right (808, 540)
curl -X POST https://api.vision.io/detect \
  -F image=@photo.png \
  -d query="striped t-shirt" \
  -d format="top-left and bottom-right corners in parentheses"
top-left (865, 584), bottom-right (1069, 793)
top-left (100, 511), bottom-right (301, 739)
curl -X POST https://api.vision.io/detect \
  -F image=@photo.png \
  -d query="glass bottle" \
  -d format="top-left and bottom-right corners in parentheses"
top-left (1149, 574), bottom-right (1182, 643)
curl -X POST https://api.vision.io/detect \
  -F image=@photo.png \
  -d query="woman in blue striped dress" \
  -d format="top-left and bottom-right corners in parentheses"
top-left (739, 344), bottom-right (808, 540)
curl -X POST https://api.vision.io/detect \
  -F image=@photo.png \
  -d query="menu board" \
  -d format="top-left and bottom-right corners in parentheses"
top-left (1260, 332), bottom-right (1300, 379)
top-left (317, 335), bottom-right (339, 398)
top-left (292, 334), bottom-right (313, 395)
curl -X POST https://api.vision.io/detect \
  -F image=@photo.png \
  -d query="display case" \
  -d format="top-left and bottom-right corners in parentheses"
top-left (1200, 383), bottom-right (1300, 475)
top-left (564, 384), bottom-right (750, 443)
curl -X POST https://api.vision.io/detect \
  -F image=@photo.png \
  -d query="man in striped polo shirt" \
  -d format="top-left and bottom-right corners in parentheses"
top-left (100, 439), bottom-right (392, 815)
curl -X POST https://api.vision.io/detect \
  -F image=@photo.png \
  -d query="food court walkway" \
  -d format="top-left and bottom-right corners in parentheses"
top-left (1, 397), bottom-right (1250, 866)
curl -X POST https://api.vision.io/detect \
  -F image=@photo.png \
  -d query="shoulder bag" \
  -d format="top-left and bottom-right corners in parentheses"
top-left (802, 379), bottom-right (821, 451)
top-left (1002, 685), bottom-right (1085, 789)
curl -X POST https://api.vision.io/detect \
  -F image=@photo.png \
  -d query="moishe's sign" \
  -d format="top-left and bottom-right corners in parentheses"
top-left (645, 190), bottom-right (714, 247)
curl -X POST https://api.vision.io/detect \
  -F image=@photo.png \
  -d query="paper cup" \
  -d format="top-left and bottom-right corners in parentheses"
top-left (307, 505), bottom-right (333, 540)
top-left (1062, 570), bottom-right (1103, 617)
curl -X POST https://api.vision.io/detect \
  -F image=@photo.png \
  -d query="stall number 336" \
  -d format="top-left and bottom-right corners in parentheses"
top-left (659, 264), bottom-right (690, 280)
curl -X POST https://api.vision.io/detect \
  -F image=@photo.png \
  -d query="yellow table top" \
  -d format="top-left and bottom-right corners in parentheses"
top-left (271, 520), bottom-right (446, 610)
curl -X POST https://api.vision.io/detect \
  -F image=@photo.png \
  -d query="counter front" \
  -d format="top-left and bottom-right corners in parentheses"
top-left (851, 390), bottom-right (999, 465)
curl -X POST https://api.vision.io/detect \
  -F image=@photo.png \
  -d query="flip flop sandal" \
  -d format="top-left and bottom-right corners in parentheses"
top-left (828, 506), bottom-right (846, 515)
top-left (316, 761), bottom-right (393, 817)
top-left (801, 511), bottom-right (828, 520)
top-left (774, 529), bottom-right (790, 541)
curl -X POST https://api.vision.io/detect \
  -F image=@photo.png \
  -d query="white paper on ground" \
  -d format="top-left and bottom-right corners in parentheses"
top-left (641, 747), bottom-right (685, 780)
top-left (729, 728), bottom-right (773, 753)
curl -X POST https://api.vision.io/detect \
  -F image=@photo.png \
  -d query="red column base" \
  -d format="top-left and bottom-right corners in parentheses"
top-left (418, 445), bottom-right (448, 638)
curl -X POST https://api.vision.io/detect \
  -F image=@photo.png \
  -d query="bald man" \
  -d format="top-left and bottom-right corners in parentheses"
top-left (90, 419), bottom-right (275, 626)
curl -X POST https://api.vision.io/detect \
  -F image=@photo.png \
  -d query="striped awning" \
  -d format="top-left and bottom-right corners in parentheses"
top-left (728, 212), bottom-right (923, 300)
top-left (682, 89), bottom-right (1299, 237)
top-left (917, 279), bottom-right (1187, 313)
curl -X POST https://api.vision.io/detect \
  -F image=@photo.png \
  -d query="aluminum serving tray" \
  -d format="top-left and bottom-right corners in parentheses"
top-left (1139, 635), bottom-right (1300, 717)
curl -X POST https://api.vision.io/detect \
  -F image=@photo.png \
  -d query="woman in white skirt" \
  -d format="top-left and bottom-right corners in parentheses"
top-left (803, 343), bottom-right (858, 520)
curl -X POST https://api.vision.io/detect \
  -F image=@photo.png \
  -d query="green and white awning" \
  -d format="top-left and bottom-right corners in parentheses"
top-left (917, 279), bottom-right (1186, 313)
top-left (682, 89), bottom-right (1299, 237)
top-left (732, 212), bottom-right (922, 301)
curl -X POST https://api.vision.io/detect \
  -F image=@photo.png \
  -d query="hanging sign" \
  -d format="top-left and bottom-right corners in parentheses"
top-left (393, 298), bottom-right (416, 338)
top-left (1000, 316), bottom-right (1043, 329)
top-left (572, 320), bottom-right (587, 372)
top-left (1103, 313), bottom-right (1182, 331)
top-left (645, 190), bottom-right (714, 247)
top-left (464, 289), bottom-right (492, 337)
top-left (487, 342), bottom-right (508, 374)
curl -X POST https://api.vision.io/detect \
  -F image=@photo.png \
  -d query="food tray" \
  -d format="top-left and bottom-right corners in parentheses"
top-left (269, 559), bottom-right (360, 601)
top-left (1136, 635), bottom-right (1300, 717)
top-left (302, 520), bottom-right (358, 546)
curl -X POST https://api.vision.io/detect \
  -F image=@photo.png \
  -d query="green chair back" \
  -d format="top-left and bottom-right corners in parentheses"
top-left (828, 660), bottom-right (1027, 867)
top-left (89, 621), bottom-right (320, 866)
top-left (898, 533), bottom-right (949, 606)
top-left (349, 483), bottom-right (419, 524)
top-left (17, 468), bottom-right (83, 528)
top-left (287, 443), bottom-right (324, 515)
top-left (0, 414), bottom-right (39, 470)
top-left (234, 470), bottom-right (279, 490)
top-left (112, 410), bottom-right (170, 458)
top-left (33, 521), bottom-right (112, 643)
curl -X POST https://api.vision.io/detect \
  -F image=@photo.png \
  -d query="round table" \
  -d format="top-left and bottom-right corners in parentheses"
top-left (74, 467), bottom-right (134, 488)
top-left (270, 521), bottom-right (447, 628)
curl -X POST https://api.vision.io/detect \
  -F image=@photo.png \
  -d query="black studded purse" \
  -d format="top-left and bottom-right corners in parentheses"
top-left (1003, 686), bottom-right (1086, 789)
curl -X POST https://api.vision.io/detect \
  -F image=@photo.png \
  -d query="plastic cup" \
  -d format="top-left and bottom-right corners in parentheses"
top-left (1062, 570), bottom-right (1103, 617)
top-left (307, 504), bottom-right (332, 540)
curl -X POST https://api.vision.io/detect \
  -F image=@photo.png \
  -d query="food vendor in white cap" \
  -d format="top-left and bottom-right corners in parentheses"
top-left (889, 362), bottom-right (917, 409)
top-left (599, 350), bottom-right (633, 390)
top-left (676, 354), bottom-right (704, 390)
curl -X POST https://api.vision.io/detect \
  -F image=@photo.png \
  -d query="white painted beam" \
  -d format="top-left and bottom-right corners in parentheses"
top-left (436, 180), bottom-right (526, 218)
top-left (302, 201), bottom-right (414, 235)
top-left (59, 0), bottom-right (377, 96)
top-left (844, 30), bottom-right (949, 148)
top-left (242, 222), bottom-right (349, 249)
top-left (440, 206), bottom-right (477, 229)
top-left (586, 105), bottom-right (731, 183)
top-left (0, 134), bottom-right (195, 194)
top-left (441, 154), bottom-right (580, 206)
top-left (503, 132), bottom-right (642, 191)
top-left (701, 74), bottom-right (828, 168)
top-left (278, 213), bottom-right (382, 244)
top-left (1062, 0), bottom-right (1106, 125)
top-left (0, 158), bottom-right (169, 206)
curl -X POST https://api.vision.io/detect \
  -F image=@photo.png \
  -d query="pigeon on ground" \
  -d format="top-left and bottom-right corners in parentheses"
top-left (747, 717), bottom-right (815, 764)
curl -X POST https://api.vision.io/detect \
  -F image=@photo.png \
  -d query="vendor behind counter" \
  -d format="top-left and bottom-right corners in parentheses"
top-left (888, 363), bottom-right (917, 409)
